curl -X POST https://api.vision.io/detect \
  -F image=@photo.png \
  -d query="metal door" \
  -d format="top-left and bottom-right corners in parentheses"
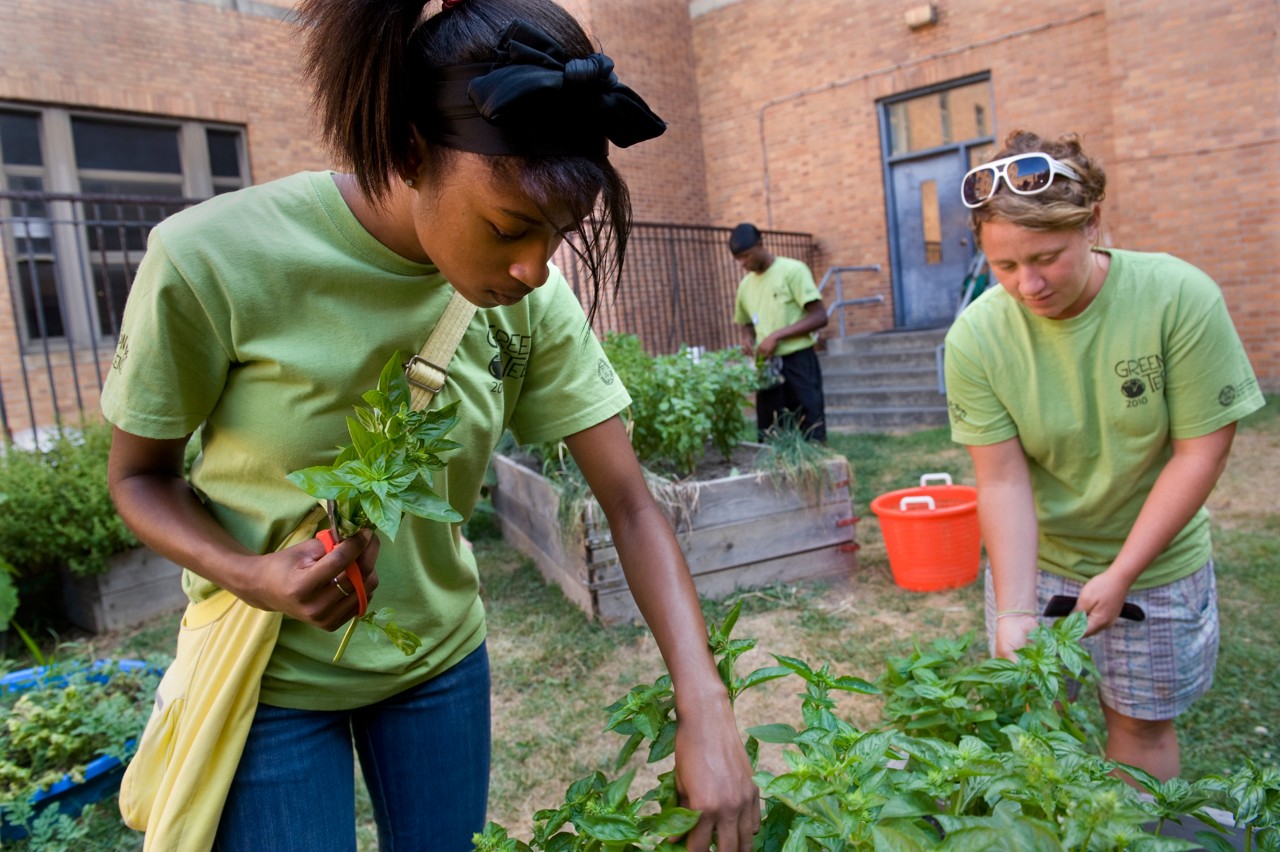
top-left (889, 153), bottom-right (972, 328)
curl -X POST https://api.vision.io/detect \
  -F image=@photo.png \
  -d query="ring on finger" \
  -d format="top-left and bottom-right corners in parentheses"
top-left (332, 575), bottom-right (351, 596)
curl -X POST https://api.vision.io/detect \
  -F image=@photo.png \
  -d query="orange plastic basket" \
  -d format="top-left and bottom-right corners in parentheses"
top-left (870, 473), bottom-right (981, 592)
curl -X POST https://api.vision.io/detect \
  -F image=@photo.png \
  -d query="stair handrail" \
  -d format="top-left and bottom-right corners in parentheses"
top-left (817, 264), bottom-right (883, 338)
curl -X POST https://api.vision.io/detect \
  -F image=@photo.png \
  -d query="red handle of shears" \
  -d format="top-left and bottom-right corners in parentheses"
top-left (316, 528), bottom-right (368, 617)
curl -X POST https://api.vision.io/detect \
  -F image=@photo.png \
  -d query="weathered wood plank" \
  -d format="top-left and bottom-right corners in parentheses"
top-left (491, 451), bottom-right (860, 624)
top-left (59, 548), bottom-right (187, 633)
top-left (587, 500), bottom-right (853, 586)
top-left (494, 512), bottom-right (595, 614)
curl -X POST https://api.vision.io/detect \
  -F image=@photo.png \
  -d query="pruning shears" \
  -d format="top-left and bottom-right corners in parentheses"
top-left (316, 499), bottom-right (368, 617)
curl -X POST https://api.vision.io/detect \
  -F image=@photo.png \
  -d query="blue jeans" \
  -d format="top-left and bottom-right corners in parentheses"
top-left (214, 643), bottom-right (491, 852)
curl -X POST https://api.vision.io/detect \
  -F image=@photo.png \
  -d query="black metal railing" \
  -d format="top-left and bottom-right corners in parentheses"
top-left (0, 191), bottom-right (818, 442)
top-left (557, 222), bottom-right (819, 355)
top-left (0, 190), bottom-right (201, 444)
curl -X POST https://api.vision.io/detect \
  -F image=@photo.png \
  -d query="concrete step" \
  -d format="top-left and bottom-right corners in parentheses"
top-left (824, 327), bottom-right (948, 356)
top-left (823, 364), bottom-right (940, 389)
top-left (826, 405), bottom-right (949, 431)
top-left (820, 327), bottom-right (951, 432)
top-left (823, 347), bottom-right (941, 372)
top-left (827, 385), bottom-right (947, 409)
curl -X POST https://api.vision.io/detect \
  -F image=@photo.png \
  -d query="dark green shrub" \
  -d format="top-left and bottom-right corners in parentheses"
top-left (601, 333), bottom-right (756, 476)
top-left (0, 424), bottom-right (137, 579)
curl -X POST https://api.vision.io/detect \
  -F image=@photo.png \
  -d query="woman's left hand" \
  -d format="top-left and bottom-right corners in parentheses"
top-left (673, 690), bottom-right (760, 852)
top-left (1076, 570), bottom-right (1133, 636)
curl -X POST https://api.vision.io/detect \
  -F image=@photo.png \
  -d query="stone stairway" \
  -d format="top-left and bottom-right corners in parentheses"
top-left (820, 326), bottom-right (950, 431)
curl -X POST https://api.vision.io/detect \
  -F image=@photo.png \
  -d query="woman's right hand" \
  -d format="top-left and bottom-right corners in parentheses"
top-left (108, 427), bottom-right (383, 631)
top-left (994, 612), bottom-right (1038, 660)
top-left (236, 530), bottom-right (381, 631)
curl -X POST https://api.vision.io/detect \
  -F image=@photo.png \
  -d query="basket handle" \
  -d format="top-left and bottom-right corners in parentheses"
top-left (899, 496), bottom-right (936, 511)
top-left (919, 472), bottom-right (953, 487)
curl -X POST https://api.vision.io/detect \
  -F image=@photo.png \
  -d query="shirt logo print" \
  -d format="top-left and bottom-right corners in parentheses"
top-left (111, 334), bottom-right (130, 372)
top-left (1114, 353), bottom-right (1163, 405)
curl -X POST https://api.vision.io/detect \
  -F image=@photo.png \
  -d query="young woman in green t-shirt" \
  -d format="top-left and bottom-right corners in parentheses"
top-left (946, 129), bottom-right (1263, 784)
top-left (102, 1), bottom-right (759, 849)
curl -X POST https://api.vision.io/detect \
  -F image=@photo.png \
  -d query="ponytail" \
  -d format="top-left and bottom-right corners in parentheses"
top-left (297, 0), bottom-right (426, 204)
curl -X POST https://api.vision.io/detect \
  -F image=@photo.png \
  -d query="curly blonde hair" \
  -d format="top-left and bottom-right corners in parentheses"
top-left (969, 130), bottom-right (1106, 240)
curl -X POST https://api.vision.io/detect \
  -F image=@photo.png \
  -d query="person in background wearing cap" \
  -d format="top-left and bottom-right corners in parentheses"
top-left (730, 222), bottom-right (829, 442)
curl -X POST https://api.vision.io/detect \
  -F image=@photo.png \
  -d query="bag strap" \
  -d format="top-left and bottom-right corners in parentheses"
top-left (404, 290), bottom-right (477, 410)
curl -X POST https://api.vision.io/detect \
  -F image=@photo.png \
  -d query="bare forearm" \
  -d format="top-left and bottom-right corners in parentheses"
top-left (611, 499), bottom-right (727, 702)
top-left (774, 304), bottom-right (828, 342)
top-left (1107, 426), bottom-right (1235, 586)
top-left (967, 440), bottom-right (1038, 610)
top-left (107, 426), bottom-right (376, 627)
top-left (978, 479), bottom-right (1039, 610)
top-left (110, 471), bottom-right (257, 593)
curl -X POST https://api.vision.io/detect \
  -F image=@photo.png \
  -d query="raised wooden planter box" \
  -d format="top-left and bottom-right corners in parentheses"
top-left (491, 451), bottom-right (859, 624)
top-left (60, 547), bottom-right (187, 633)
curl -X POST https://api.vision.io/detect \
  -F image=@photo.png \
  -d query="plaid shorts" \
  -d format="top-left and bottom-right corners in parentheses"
top-left (984, 560), bottom-right (1219, 720)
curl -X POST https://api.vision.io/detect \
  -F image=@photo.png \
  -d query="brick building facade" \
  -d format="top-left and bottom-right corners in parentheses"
top-left (686, 0), bottom-right (1277, 385)
top-left (0, 0), bottom-right (1274, 437)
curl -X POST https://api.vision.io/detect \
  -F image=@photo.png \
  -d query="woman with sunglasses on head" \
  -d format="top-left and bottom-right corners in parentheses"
top-left (944, 130), bottom-right (1263, 782)
top-left (100, 1), bottom-right (759, 849)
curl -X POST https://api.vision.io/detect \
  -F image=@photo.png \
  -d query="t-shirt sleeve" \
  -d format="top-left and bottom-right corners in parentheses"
top-left (733, 279), bottom-right (753, 325)
top-left (789, 261), bottom-right (821, 306)
top-left (1162, 268), bottom-right (1265, 438)
top-left (505, 276), bottom-right (632, 445)
top-left (99, 231), bottom-right (233, 439)
top-left (944, 316), bottom-right (1018, 446)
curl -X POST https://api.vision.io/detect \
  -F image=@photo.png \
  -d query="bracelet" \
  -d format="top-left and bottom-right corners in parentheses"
top-left (995, 609), bottom-right (1037, 619)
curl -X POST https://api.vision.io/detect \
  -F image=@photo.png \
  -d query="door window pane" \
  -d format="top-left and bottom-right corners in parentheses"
top-left (889, 80), bottom-right (993, 156)
top-left (920, 180), bottom-right (942, 265)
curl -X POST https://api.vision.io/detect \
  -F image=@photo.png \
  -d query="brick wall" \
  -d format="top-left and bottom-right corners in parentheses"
top-left (1102, 0), bottom-right (1280, 387)
top-left (585, 0), bottom-right (712, 225)
top-left (0, 0), bottom-right (326, 182)
top-left (688, 0), bottom-right (1278, 386)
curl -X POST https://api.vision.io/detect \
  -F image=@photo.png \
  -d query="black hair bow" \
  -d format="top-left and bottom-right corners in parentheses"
top-left (466, 20), bottom-right (667, 150)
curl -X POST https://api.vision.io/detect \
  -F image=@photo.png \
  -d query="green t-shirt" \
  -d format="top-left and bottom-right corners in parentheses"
top-left (733, 256), bottom-right (821, 356)
top-left (945, 248), bottom-right (1264, 588)
top-left (100, 171), bottom-right (631, 710)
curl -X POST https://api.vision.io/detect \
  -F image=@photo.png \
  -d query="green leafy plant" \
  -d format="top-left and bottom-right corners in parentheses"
top-left (0, 425), bottom-right (139, 580)
top-left (601, 334), bottom-right (757, 476)
top-left (477, 608), bottom-right (1278, 850)
top-left (876, 617), bottom-right (1100, 749)
top-left (1, 658), bottom-right (163, 844)
top-left (0, 517), bottom-right (17, 632)
top-left (287, 352), bottom-right (465, 661)
top-left (754, 419), bottom-right (843, 503)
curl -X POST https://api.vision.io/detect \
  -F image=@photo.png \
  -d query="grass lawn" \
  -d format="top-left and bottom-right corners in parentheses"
top-left (3, 398), bottom-right (1275, 849)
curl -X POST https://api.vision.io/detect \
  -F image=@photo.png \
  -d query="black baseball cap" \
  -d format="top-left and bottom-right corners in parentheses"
top-left (728, 223), bottom-right (762, 254)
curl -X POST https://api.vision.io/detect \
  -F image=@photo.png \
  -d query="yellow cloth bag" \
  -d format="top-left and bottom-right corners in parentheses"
top-left (118, 508), bottom-right (324, 852)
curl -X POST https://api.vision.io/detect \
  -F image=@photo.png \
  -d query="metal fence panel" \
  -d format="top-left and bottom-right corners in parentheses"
top-left (556, 222), bottom-right (818, 355)
top-left (0, 192), bottom-right (817, 441)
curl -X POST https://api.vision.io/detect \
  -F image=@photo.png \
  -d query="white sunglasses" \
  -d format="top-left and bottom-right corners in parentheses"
top-left (961, 152), bottom-right (1082, 209)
